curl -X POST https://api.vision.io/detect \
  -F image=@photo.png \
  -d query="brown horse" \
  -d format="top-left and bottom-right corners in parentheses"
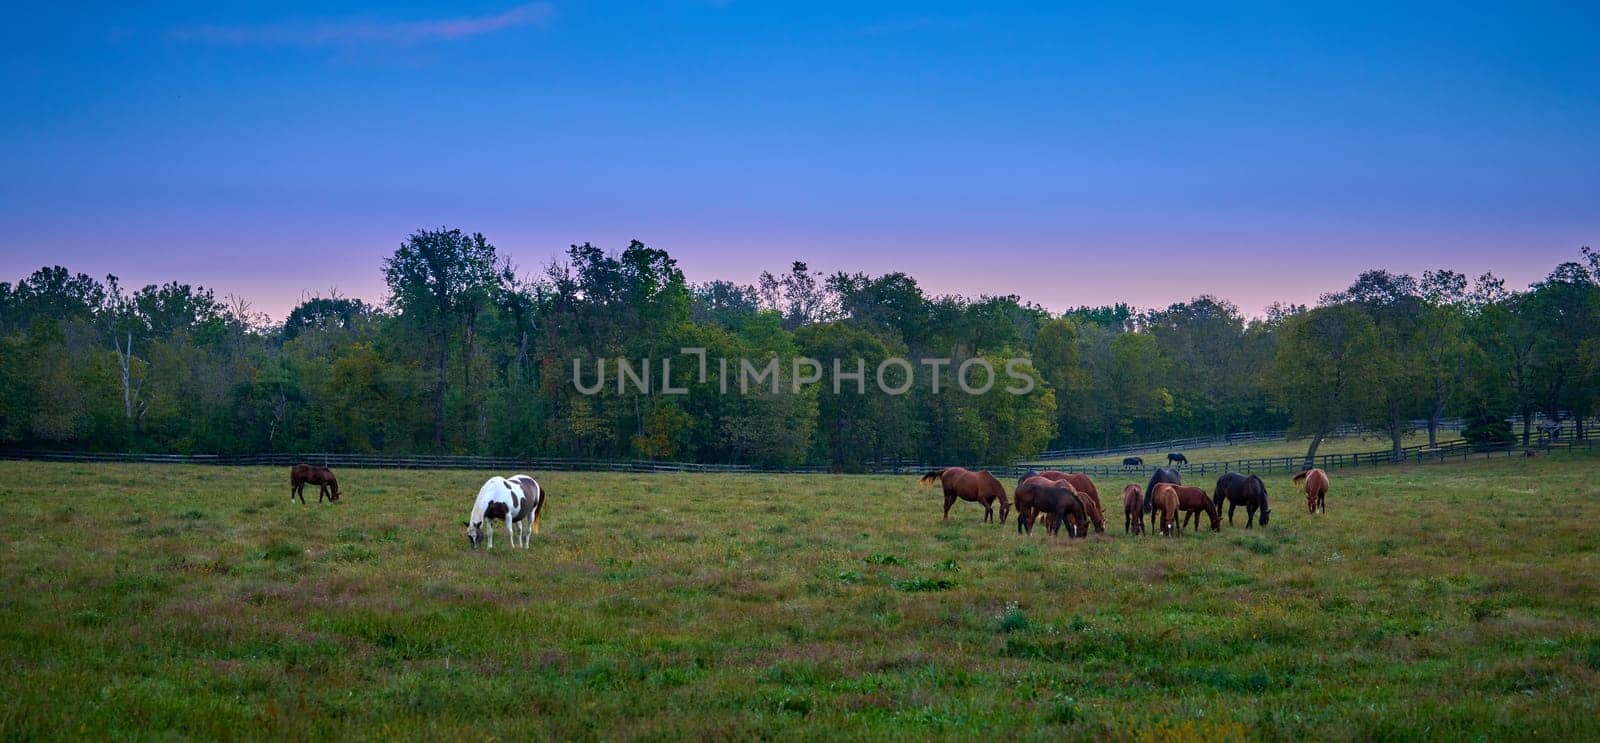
top-left (1174, 485), bottom-right (1221, 532)
top-left (1123, 484), bottom-right (1144, 535)
top-left (1295, 468), bottom-right (1329, 513)
top-left (1038, 471), bottom-right (1105, 533)
top-left (921, 468), bottom-right (1010, 523)
top-left (1013, 476), bottom-right (1088, 537)
top-left (290, 463), bottom-right (341, 503)
top-left (1150, 483), bottom-right (1180, 536)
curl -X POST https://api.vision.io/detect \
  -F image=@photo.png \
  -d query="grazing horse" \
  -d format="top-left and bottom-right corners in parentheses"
top-left (1167, 452), bottom-right (1188, 465)
top-left (1213, 473), bottom-right (1271, 528)
top-left (1037, 471), bottom-right (1104, 533)
top-left (1123, 456), bottom-right (1144, 466)
top-left (290, 463), bottom-right (341, 503)
top-left (1144, 467), bottom-right (1182, 514)
top-left (1013, 476), bottom-right (1088, 537)
top-left (1174, 485), bottom-right (1221, 532)
top-left (1150, 483), bottom-right (1180, 536)
top-left (1295, 468), bottom-right (1329, 513)
top-left (922, 468), bottom-right (1011, 523)
top-left (1123, 484), bottom-right (1144, 535)
top-left (465, 474), bottom-right (545, 549)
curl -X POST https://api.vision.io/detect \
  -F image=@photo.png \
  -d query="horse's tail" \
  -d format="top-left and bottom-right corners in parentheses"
top-left (1292, 470), bottom-right (1309, 488)
top-left (534, 488), bottom-right (546, 534)
top-left (919, 469), bottom-right (946, 488)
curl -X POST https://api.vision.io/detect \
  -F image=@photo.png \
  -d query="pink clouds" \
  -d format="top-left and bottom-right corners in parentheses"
top-left (170, 2), bottom-right (554, 47)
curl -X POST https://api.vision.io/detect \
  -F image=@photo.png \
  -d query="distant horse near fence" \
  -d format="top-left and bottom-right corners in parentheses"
top-left (1167, 452), bottom-right (1188, 465)
top-left (1123, 456), bottom-right (1144, 466)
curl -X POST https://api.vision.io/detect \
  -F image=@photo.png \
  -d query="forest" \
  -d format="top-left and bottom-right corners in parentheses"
top-left (1, 232), bottom-right (1596, 469)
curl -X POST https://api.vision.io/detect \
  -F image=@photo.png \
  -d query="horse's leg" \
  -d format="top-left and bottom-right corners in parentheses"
top-left (1228, 503), bottom-right (1236, 525)
top-left (506, 515), bottom-right (515, 549)
top-left (943, 494), bottom-right (955, 520)
top-left (1245, 506), bottom-right (1255, 529)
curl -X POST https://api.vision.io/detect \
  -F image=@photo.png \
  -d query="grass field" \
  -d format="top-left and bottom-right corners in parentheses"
top-left (1037, 432), bottom-right (1465, 467)
top-left (3, 454), bottom-right (1598, 740)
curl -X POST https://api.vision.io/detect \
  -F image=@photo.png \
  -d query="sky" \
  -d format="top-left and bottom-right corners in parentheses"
top-left (2, 1), bottom-right (1597, 320)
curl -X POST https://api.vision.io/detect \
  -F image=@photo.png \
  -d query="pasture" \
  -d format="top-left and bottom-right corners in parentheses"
top-left (2, 455), bottom-right (1599, 740)
top-left (1036, 432), bottom-right (1463, 467)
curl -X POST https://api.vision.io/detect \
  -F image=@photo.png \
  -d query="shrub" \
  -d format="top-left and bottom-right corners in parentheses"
top-left (892, 577), bottom-right (955, 592)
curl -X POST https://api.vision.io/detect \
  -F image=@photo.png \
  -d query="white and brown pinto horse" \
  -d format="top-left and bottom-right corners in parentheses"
top-left (465, 474), bottom-right (545, 549)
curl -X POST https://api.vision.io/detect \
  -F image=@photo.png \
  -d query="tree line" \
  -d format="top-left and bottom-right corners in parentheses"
top-left (2, 231), bottom-right (1595, 468)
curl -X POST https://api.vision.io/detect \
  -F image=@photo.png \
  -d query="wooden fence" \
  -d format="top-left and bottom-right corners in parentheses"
top-left (2, 437), bottom-right (1592, 479)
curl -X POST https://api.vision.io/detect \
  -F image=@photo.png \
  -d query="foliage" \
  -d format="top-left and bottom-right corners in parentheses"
top-left (2, 242), bottom-right (1597, 462)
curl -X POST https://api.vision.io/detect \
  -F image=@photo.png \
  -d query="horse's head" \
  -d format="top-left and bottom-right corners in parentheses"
top-left (465, 520), bottom-right (483, 549)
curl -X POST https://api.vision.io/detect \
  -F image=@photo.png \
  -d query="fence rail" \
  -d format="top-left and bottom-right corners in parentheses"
top-left (2, 436), bottom-right (1594, 479)
top-left (1030, 415), bottom-right (1599, 461)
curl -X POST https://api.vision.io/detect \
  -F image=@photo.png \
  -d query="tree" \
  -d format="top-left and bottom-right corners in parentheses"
top-left (1271, 304), bottom-right (1382, 465)
top-left (1416, 270), bottom-right (1471, 447)
top-left (758, 261), bottom-right (836, 329)
top-left (1327, 270), bottom-right (1426, 456)
top-left (382, 228), bottom-right (499, 450)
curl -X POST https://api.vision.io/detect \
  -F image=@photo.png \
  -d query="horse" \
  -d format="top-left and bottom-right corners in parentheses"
top-left (1167, 452), bottom-right (1188, 465)
top-left (1294, 468), bottom-right (1328, 514)
top-left (1123, 456), bottom-right (1144, 466)
top-left (464, 474), bottom-right (545, 549)
top-left (1123, 484), bottom-right (1144, 535)
top-left (1174, 485), bottom-right (1221, 532)
top-left (290, 463), bottom-right (341, 504)
top-left (1013, 476), bottom-right (1088, 538)
top-left (1213, 472), bottom-right (1271, 528)
top-left (922, 468), bottom-right (1010, 523)
top-left (1150, 483), bottom-right (1180, 536)
top-left (1037, 471), bottom-right (1104, 533)
top-left (1144, 467), bottom-right (1182, 514)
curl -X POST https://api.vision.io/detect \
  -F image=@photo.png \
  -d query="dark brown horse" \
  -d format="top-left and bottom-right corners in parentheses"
top-left (1295, 468), bottom-right (1329, 513)
top-left (1144, 467), bottom-right (1181, 513)
top-left (922, 468), bottom-right (1010, 523)
top-left (290, 463), bottom-right (341, 504)
top-left (1174, 485), bottom-right (1220, 532)
top-left (1013, 476), bottom-right (1088, 537)
top-left (1150, 483), bottom-right (1180, 536)
top-left (1123, 484), bottom-right (1144, 535)
top-left (1213, 472), bottom-right (1270, 528)
top-left (1037, 471), bottom-right (1104, 533)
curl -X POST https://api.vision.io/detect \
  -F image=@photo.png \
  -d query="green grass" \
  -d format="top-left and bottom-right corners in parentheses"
top-left (2, 454), bottom-right (1598, 740)
top-left (1039, 431), bottom-right (1464, 466)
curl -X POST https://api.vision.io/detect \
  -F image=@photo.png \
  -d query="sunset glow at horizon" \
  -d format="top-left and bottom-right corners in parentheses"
top-left (3, 1), bottom-right (1596, 320)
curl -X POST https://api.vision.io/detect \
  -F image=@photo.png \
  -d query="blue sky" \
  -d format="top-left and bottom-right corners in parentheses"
top-left (2, 1), bottom-right (1596, 318)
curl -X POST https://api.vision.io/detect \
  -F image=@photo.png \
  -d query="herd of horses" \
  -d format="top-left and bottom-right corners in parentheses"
top-left (920, 463), bottom-right (1331, 537)
top-left (286, 453), bottom-right (1333, 550)
top-left (1118, 452), bottom-right (1188, 467)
